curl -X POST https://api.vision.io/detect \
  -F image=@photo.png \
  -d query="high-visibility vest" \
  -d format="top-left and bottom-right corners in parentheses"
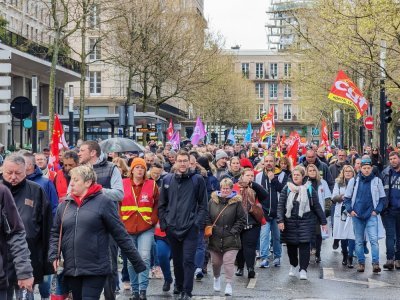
top-left (120, 178), bottom-right (155, 224)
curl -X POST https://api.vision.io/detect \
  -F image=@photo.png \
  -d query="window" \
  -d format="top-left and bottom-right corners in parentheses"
top-left (284, 104), bottom-right (292, 120)
top-left (270, 63), bottom-right (278, 78)
top-left (257, 103), bottom-right (265, 120)
top-left (89, 71), bottom-right (101, 94)
top-left (269, 104), bottom-right (278, 120)
top-left (284, 63), bottom-right (291, 77)
top-left (284, 84), bottom-right (292, 99)
top-left (255, 83), bottom-right (264, 99)
top-left (89, 38), bottom-right (101, 60)
top-left (256, 63), bottom-right (264, 79)
top-left (269, 83), bottom-right (278, 99)
top-left (89, 4), bottom-right (100, 29)
top-left (242, 63), bottom-right (249, 79)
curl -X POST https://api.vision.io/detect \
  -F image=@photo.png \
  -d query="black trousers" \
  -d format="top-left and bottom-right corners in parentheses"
top-left (167, 225), bottom-right (198, 297)
top-left (103, 237), bottom-right (118, 300)
top-left (287, 243), bottom-right (310, 271)
top-left (237, 226), bottom-right (260, 269)
top-left (65, 275), bottom-right (107, 300)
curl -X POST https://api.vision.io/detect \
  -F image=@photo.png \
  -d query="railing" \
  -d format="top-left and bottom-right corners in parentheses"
top-left (0, 28), bottom-right (82, 73)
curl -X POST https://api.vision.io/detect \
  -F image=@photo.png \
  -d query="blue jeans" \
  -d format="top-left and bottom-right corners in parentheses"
top-left (127, 228), bottom-right (154, 292)
top-left (195, 229), bottom-right (205, 269)
top-left (260, 219), bottom-right (281, 259)
top-left (151, 238), bottom-right (159, 268)
top-left (156, 239), bottom-right (173, 283)
top-left (341, 239), bottom-right (355, 257)
top-left (382, 210), bottom-right (400, 260)
top-left (121, 252), bottom-right (130, 282)
top-left (39, 274), bottom-right (52, 297)
top-left (353, 215), bottom-right (379, 264)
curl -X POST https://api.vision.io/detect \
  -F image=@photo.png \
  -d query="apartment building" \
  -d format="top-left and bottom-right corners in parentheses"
top-left (230, 49), bottom-right (314, 139)
top-left (66, 0), bottom-right (205, 142)
top-left (0, 0), bottom-right (80, 149)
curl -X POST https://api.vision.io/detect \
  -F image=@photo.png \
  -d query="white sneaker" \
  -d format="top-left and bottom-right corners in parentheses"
top-left (289, 265), bottom-right (296, 277)
top-left (213, 277), bottom-right (221, 292)
top-left (299, 269), bottom-right (308, 280)
top-left (224, 283), bottom-right (232, 296)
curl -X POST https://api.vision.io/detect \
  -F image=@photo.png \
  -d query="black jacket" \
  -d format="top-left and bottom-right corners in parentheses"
top-left (206, 192), bottom-right (246, 253)
top-left (158, 171), bottom-right (208, 239)
top-left (302, 158), bottom-right (334, 191)
top-left (2, 179), bottom-right (52, 284)
top-left (0, 184), bottom-right (33, 289)
top-left (48, 191), bottom-right (146, 277)
top-left (277, 185), bottom-right (327, 244)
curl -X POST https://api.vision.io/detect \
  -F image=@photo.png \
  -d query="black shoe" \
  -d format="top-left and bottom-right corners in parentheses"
top-left (181, 292), bottom-right (192, 300)
top-left (332, 239), bottom-right (339, 250)
top-left (347, 257), bottom-right (354, 269)
top-left (173, 286), bottom-right (182, 295)
top-left (248, 267), bottom-right (256, 279)
top-left (129, 292), bottom-right (139, 300)
top-left (139, 290), bottom-right (147, 300)
top-left (235, 268), bottom-right (244, 276)
top-left (315, 256), bottom-right (321, 263)
top-left (342, 254), bottom-right (348, 266)
top-left (163, 280), bottom-right (172, 292)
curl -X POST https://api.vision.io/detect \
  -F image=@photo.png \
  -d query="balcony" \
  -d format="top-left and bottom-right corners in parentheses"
top-left (0, 28), bottom-right (81, 73)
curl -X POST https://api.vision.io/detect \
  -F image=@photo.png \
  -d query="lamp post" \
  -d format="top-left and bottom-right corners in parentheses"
top-left (379, 40), bottom-right (386, 162)
top-left (31, 75), bottom-right (38, 153)
top-left (68, 85), bottom-right (74, 147)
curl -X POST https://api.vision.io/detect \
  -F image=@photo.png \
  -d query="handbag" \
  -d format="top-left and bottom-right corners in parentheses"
top-left (50, 202), bottom-right (71, 300)
top-left (249, 200), bottom-right (264, 223)
top-left (204, 204), bottom-right (229, 238)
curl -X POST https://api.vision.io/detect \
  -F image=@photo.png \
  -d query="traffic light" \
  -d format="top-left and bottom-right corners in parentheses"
top-left (384, 100), bottom-right (393, 123)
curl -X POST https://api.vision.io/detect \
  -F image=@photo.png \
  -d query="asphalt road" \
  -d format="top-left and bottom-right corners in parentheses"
top-left (34, 238), bottom-right (400, 300)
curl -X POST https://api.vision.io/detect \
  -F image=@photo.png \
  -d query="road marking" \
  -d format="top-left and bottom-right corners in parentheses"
top-left (247, 273), bottom-right (257, 289)
top-left (192, 297), bottom-right (226, 300)
top-left (322, 267), bottom-right (395, 288)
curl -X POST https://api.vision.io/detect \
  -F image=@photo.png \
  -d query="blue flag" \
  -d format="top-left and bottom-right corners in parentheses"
top-left (227, 128), bottom-right (236, 144)
top-left (244, 122), bottom-right (252, 143)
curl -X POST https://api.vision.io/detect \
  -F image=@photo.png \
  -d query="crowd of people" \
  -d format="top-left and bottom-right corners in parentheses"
top-left (0, 139), bottom-right (400, 300)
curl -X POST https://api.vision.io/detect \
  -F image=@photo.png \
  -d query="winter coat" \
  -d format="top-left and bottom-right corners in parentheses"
top-left (27, 166), bottom-right (58, 216)
top-left (2, 179), bottom-right (52, 284)
top-left (221, 170), bottom-right (241, 184)
top-left (48, 188), bottom-right (146, 277)
top-left (328, 162), bottom-right (349, 183)
top-left (301, 158), bottom-right (334, 191)
top-left (206, 191), bottom-right (246, 253)
top-left (332, 182), bottom-right (354, 240)
top-left (277, 184), bottom-right (327, 244)
top-left (0, 184), bottom-right (33, 289)
top-left (307, 178), bottom-right (332, 212)
top-left (158, 171), bottom-right (208, 239)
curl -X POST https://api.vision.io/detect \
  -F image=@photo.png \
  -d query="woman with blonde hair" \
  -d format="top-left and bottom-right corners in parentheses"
top-left (305, 164), bottom-right (331, 263)
top-left (332, 164), bottom-right (356, 268)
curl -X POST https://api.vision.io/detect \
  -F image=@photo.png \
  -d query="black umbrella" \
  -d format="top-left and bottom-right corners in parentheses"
top-left (99, 138), bottom-right (145, 153)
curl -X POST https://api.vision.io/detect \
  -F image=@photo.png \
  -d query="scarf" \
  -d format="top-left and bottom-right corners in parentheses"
top-left (237, 180), bottom-right (256, 212)
top-left (285, 182), bottom-right (311, 218)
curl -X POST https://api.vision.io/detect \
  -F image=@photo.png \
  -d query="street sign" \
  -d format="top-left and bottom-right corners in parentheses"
top-left (333, 131), bottom-right (340, 139)
top-left (311, 127), bottom-right (320, 136)
top-left (23, 119), bottom-right (32, 129)
top-left (10, 97), bottom-right (33, 119)
top-left (364, 116), bottom-right (374, 131)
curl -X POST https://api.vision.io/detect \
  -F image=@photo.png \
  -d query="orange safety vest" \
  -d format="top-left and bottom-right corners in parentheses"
top-left (120, 179), bottom-right (155, 225)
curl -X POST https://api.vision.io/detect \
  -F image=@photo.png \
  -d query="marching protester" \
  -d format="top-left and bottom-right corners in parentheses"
top-left (277, 165), bottom-right (327, 280)
top-left (48, 165), bottom-right (146, 299)
top-left (343, 157), bottom-right (386, 273)
top-left (35, 152), bottom-right (56, 181)
top-left (207, 178), bottom-right (246, 296)
top-left (305, 163), bottom-right (332, 263)
top-left (302, 149), bottom-right (334, 191)
top-left (222, 156), bottom-right (242, 183)
top-left (214, 150), bottom-right (229, 181)
top-left (53, 151), bottom-right (79, 201)
top-left (0, 183), bottom-right (34, 298)
top-left (328, 149), bottom-right (349, 181)
top-left (78, 141), bottom-right (124, 299)
top-left (158, 150), bottom-right (208, 300)
top-left (255, 155), bottom-right (287, 268)
top-left (1, 154), bottom-right (53, 299)
top-left (332, 165), bottom-right (356, 268)
top-left (233, 168), bottom-right (268, 279)
top-left (381, 151), bottom-right (400, 270)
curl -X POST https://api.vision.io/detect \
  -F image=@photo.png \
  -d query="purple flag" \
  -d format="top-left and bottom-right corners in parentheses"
top-left (191, 117), bottom-right (206, 145)
top-left (170, 130), bottom-right (180, 150)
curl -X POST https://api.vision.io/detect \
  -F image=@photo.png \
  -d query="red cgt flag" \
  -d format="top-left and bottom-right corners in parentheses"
top-left (259, 106), bottom-right (275, 141)
top-left (286, 138), bottom-right (299, 167)
top-left (328, 70), bottom-right (368, 119)
top-left (48, 114), bottom-right (68, 171)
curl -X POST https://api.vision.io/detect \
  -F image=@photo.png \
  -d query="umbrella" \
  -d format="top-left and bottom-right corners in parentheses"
top-left (99, 138), bottom-right (145, 153)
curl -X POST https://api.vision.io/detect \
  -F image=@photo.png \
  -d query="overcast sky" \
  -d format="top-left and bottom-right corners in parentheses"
top-left (204, 0), bottom-right (268, 49)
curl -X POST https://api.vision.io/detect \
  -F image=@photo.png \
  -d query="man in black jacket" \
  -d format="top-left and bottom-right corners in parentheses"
top-left (301, 150), bottom-right (334, 191)
top-left (159, 150), bottom-right (208, 300)
top-left (1, 154), bottom-right (52, 299)
top-left (0, 183), bottom-right (34, 298)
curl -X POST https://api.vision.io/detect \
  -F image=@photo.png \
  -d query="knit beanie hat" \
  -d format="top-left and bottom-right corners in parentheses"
top-left (215, 150), bottom-right (228, 162)
top-left (197, 156), bottom-right (210, 171)
top-left (130, 157), bottom-right (147, 170)
top-left (240, 158), bottom-right (253, 169)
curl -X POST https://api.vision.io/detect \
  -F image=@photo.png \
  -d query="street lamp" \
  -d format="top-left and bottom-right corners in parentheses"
top-left (68, 85), bottom-right (74, 147)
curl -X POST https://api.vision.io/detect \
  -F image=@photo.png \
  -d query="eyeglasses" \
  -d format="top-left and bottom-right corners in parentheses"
top-left (177, 160), bottom-right (189, 163)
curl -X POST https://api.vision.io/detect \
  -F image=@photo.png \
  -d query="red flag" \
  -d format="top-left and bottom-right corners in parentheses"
top-left (259, 106), bottom-right (275, 141)
top-left (286, 138), bottom-right (299, 167)
top-left (167, 119), bottom-right (174, 141)
top-left (48, 114), bottom-right (66, 171)
top-left (320, 120), bottom-right (331, 152)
